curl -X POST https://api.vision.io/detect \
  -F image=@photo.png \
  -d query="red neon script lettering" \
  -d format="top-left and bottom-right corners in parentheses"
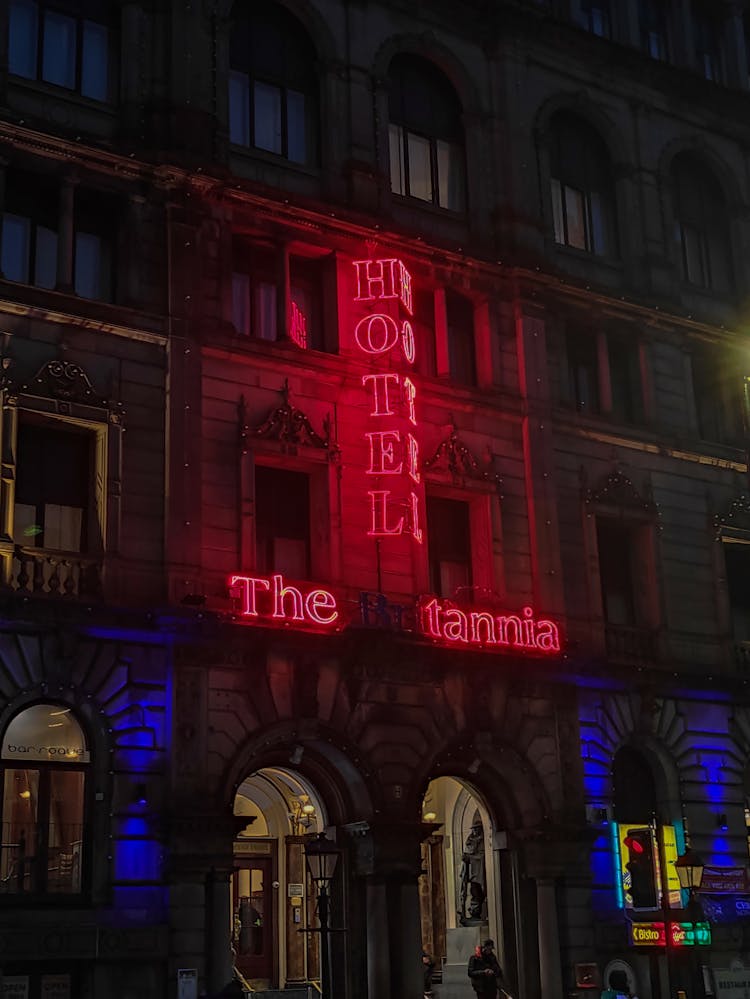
top-left (229, 574), bottom-right (338, 628)
top-left (418, 597), bottom-right (561, 654)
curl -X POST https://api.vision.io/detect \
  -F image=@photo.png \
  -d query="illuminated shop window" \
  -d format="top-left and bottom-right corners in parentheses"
top-left (427, 496), bottom-right (471, 598)
top-left (549, 112), bottom-right (617, 257)
top-left (0, 170), bottom-right (58, 289)
top-left (672, 155), bottom-right (732, 293)
top-left (255, 465), bottom-right (311, 579)
top-left (446, 291), bottom-right (476, 386)
top-left (579, 0), bottom-right (611, 38)
top-left (388, 55), bottom-right (465, 212)
top-left (14, 417), bottom-right (93, 553)
top-left (8, 0), bottom-right (113, 102)
top-left (693, 2), bottom-right (723, 82)
top-left (639, 0), bottom-right (669, 60)
top-left (0, 703), bottom-right (89, 897)
top-left (228, 2), bottom-right (317, 165)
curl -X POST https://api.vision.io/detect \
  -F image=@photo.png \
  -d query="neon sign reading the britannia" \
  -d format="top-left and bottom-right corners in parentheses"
top-left (352, 258), bottom-right (423, 542)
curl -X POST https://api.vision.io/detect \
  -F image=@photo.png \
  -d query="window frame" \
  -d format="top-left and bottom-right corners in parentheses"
top-left (672, 157), bottom-right (733, 294)
top-left (422, 484), bottom-right (498, 599)
top-left (0, 702), bottom-right (90, 902)
top-left (8, 0), bottom-right (115, 104)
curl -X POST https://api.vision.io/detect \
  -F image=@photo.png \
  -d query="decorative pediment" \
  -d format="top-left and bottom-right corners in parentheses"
top-left (584, 468), bottom-right (657, 516)
top-left (1, 356), bottom-right (124, 418)
top-left (240, 379), bottom-right (333, 455)
top-left (423, 422), bottom-right (502, 488)
top-left (715, 494), bottom-right (750, 541)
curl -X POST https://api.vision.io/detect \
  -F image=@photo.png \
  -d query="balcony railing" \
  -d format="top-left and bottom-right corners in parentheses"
top-left (4, 546), bottom-right (102, 599)
top-left (0, 822), bottom-right (83, 895)
top-left (605, 624), bottom-right (659, 664)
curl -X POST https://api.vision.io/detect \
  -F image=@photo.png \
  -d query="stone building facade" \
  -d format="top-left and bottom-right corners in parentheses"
top-left (1, 1), bottom-right (750, 998)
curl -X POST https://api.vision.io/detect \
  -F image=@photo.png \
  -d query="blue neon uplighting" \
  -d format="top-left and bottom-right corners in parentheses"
top-left (611, 821), bottom-right (624, 908)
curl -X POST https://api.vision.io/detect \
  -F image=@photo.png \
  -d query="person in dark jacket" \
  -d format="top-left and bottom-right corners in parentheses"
top-left (422, 950), bottom-right (436, 997)
top-left (468, 939), bottom-right (504, 997)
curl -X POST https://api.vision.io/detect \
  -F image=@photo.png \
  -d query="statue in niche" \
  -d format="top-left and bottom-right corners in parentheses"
top-left (458, 814), bottom-right (486, 924)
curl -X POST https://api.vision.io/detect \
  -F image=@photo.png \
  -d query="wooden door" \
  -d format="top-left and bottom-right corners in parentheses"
top-left (233, 857), bottom-right (274, 982)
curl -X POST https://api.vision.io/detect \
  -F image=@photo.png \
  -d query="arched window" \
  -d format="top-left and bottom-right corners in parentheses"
top-left (8, 0), bottom-right (116, 102)
top-left (671, 154), bottom-right (732, 293)
top-left (388, 55), bottom-right (465, 212)
top-left (0, 704), bottom-right (89, 896)
top-left (549, 112), bottom-right (617, 257)
top-left (229, 2), bottom-right (317, 165)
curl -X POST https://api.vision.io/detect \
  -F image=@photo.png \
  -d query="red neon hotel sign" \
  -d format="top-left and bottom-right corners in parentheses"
top-left (419, 596), bottom-right (560, 653)
top-left (229, 573), bottom-right (339, 628)
top-left (352, 257), bottom-right (423, 542)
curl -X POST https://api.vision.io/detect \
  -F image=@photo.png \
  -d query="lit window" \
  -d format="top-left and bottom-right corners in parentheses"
top-left (427, 496), bottom-right (471, 598)
top-left (8, 0), bottom-right (113, 102)
top-left (388, 55), bottom-right (465, 212)
top-left (228, 2), bottom-right (317, 165)
top-left (549, 113), bottom-right (617, 256)
top-left (14, 418), bottom-right (92, 552)
top-left (255, 466), bottom-right (310, 579)
top-left (0, 704), bottom-right (88, 896)
top-left (672, 155), bottom-right (732, 293)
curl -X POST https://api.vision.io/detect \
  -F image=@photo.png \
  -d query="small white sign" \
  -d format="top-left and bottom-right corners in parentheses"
top-left (41, 975), bottom-right (71, 999)
top-left (715, 970), bottom-right (750, 999)
top-left (1, 978), bottom-right (29, 999)
top-left (177, 969), bottom-right (198, 999)
top-left (288, 883), bottom-right (304, 897)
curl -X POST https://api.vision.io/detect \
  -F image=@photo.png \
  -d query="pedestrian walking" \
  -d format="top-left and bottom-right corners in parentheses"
top-left (468, 938), bottom-right (504, 998)
top-left (422, 949), bottom-right (436, 998)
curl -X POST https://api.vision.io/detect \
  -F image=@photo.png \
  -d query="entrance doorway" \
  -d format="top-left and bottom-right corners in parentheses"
top-left (420, 777), bottom-right (504, 989)
top-left (232, 767), bottom-right (324, 991)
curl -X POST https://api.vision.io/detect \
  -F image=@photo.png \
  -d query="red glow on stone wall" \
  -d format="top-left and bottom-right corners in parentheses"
top-left (418, 596), bottom-right (560, 654)
top-left (353, 258), bottom-right (423, 544)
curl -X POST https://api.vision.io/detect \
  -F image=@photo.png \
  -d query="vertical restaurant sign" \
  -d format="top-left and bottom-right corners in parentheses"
top-left (352, 258), bottom-right (423, 543)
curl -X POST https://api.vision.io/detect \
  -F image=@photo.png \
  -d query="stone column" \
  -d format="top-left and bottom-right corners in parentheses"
top-left (536, 878), bottom-right (563, 999)
top-left (208, 868), bottom-right (234, 994)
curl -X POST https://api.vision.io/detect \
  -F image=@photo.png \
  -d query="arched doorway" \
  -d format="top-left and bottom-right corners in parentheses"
top-left (232, 767), bottom-right (325, 992)
top-left (420, 777), bottom-right (505, 992)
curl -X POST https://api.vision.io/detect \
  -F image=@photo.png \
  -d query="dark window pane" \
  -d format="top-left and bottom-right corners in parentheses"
top-left (566, 331), bottom-right (599, 414)
top-left (726, 546), bottom-right (750, 642)
top-left (255, 466), bottom-right (310, 578)
top-left (74, 230), bottom-right (110, 300)
top-left (232, 271), bottom-right (251, 334)
top-left (253, 81), bottom-right (282, 154)
top-left (42, 10), bottom-right (77, 89)
top-left (437, 140), bottom-right (465, 211)
top-left (9, 0), bottom-right (38, 78)
top-left (1, 214), bottom-right (31, 283)
top-left (609, 338), bottom-right (641, 424)
top-left (389, 124), bottom-right (406, 196)
top-left (229, 71), bottom-right (250, 146)
top-left (446, 292), bottom-right (476, 386)
top-left (427, 497), bottom-right (471, 597)
top-left (597, 519), bottom-right (636, 625)
top-left (34, 226), bottom-right (58, 289)
top-left (407, 132), bottom-right (433, 203)
top-left (81, 20), bottom-right (108, 101)
top-left (286, 90), bottom-right (307, 164)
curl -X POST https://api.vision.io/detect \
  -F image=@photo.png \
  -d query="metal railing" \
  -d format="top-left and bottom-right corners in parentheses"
top-left (0, 823), bottom-right (83, 894)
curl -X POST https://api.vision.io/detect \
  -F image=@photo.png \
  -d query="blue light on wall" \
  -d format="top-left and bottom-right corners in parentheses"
top-left (611, 821), bottom-right (624, 908)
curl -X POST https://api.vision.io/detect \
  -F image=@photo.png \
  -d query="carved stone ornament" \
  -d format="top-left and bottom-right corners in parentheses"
top-left (423, 421), bottom-right (502, 488)
top-left (240, 379), bottom-right (335, 456)
top-left (714, 493), bottom-right (750, 541)
top-left (1, 356), bottom-right (124, 417)
top-left (583, 467), bottom-right (658, 517)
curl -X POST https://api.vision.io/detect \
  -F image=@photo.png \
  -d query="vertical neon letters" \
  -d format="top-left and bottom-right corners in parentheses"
top-left (353, 258), bottom-right (423, 543)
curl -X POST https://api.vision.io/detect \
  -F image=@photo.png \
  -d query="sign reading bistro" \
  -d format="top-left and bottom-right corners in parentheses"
top-left (629, 921), bottom-right (712, 948)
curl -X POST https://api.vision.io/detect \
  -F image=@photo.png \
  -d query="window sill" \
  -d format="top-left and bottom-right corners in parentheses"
top-left (8, 75), bottom-right (118, 119)
top-left (0, 279), bottom-right (167, 340)
top-left (550, 240), bottom-right (623, 272)
top-left (390, 191), bottom-right (467, 221)
top-left (228, 143), bottom-right (321, 180)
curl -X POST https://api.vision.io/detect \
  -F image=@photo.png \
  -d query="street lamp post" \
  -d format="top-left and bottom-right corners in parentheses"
top-left (304, 832), bottom-right (341, 999)
top-left (674, 849), bottom-right (706, 999)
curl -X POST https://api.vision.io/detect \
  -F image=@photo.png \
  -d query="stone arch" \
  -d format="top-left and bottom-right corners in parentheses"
top-left (217, 0), bottom-right (338, 66)
top-left (372, 33), bottom-right (483, 117)
top-left (222, 719), bottom-right (378, 826)
top-left (409, 733), bottom-right (551, 833)
top-left (533, 91), bottom-right (631, 170)
top-left (657, 134), bottom-right (744, 213)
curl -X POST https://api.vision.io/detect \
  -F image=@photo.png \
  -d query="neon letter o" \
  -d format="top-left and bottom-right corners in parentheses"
top-left (355, 314), bottom-right (398, 355)
top-left (401, 320), bottom-right (415, 364)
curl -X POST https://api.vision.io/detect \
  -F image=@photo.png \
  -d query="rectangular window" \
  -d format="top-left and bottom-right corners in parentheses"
top-left (232, 271), bottom-right (251, 335)
top-left (1, 214), bottom-right (32, 283)
top-left (725, 545), bottom-right (750, 643)
top-left (14, 420), bottom-right (91, 552)
top-left (255, 466), bottom-right (310, 579)
top-left (446, 292), bottom-right (476, 386)
top-left (253, 81), bottom-right (283, 155)
top-left (389, 124), bottom-right (406, 197)
top-left (564, 186), bottom-right (587, 250)
top-left (42, 10), bottom-right (77, 89)
top-left (8, 0), bottom-right (38, 78)
top-left (436, 139), bottom-right (465, 212)
top-left (566, 331), bottom-right (599, 414)
top-left (551, 179), bottom-right (565, 244)
top-left (74, 230), bottom-right (110, 300)
top-left (286, 89), bottom-right (307, 165)
top-left (81, 20), bottom-right (109, 102)
top-left (290, 255), bottom-right (324, 352)
top-left (229, 70), bottom-right (251, 146)
top-left (597, 519), bottom-right (636, 626)
top-left (407, 132), bottom-right (433, 203)
top-left (681, 223), bottom-right (708, 287)
top-left (608, 337), bottom-right (642, 424)
top-left (254, 282), bottom-right (278, 341)
top-left (427, 496), bottom-right (472, 598)
top-left (231, 245), bottom-right (278, 340)
top-left (35, 225), bottom-right (58, 289)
